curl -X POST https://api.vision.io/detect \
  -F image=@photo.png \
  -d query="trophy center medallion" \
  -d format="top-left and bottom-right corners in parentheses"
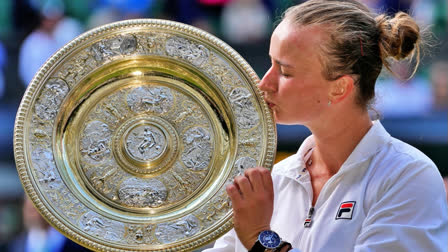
top-left (125, 124), bottom-right (167, 162)
top-left (113, 116), bottom-right (179, 176)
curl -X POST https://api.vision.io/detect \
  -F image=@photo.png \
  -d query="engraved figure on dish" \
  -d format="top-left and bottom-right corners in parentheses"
top-left (141, 33), bottom-right (165, 55)
top-left (31, 147), bottom-right (60, 184)
top-left (90, 166), bottom-right (118, 197)
top-left (234, 156), bottom-right (257, 176)
top-left (91, 34), bottom-right (137, 62)
top-left (35, 78), bottom-right (69, 121)
top-left (165, 37), bottom-right (209, 67)
top-left (80, 120), bottom-right (112, 164)
top-left (118, 178), bottom-right (168, 208)
top-left (181, 127), bottom-right (212, 171)
top-left (142, 88), bottom-right (168, 107)
top-left (198, 190), bottom-right (232, 225)
top-left (79, 212), bottom-right (122, 241)
top-left (127, 86), bottom-right (174, 114)
top-left (126, 125), bottom-right (165, 161)
top-left (126, 225), bottom-right (156, 244)
top-left (174, 101), bottom-right (203, 123)
top-left (154, 215), bottom-right (200, 243)
top-left (138, 127), bottom-right (158, 153)
top-left (38, 169), bottom-right (56, 183)
top-left (229, 87), bottom-right (259, 129)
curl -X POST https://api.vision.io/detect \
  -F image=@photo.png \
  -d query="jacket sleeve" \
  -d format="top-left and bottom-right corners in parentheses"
top-left (202, 229), bottom-right (237, 252)
top-left (354, 161), bottom-right (448, 251)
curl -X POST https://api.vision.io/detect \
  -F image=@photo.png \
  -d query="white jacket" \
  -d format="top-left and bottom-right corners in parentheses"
top-left (205, 121), bottom-right (448, 251)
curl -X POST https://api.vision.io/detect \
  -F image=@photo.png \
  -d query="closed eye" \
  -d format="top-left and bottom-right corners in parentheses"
top-left (280, 70), bottom-right (291, 78)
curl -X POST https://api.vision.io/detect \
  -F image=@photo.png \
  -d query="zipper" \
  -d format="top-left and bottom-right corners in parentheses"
top-left (297, 194), bottom-right (313, 248)
top-left (303, 206), bottom-right (315, 228)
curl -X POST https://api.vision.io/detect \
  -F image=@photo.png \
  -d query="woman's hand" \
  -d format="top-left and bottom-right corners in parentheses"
top-left (226, 167), bottom-right (274, 249)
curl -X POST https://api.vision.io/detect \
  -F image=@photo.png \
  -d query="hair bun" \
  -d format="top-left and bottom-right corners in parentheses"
top-left (375, 12), bottom-right (420, 61)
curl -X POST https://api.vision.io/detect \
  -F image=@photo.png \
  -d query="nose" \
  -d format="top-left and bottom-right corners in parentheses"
top-left (257, 66), bottom-right (277, 93)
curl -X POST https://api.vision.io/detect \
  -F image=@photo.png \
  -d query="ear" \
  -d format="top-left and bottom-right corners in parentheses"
top-left (328, 75), bottom-right (354, 104)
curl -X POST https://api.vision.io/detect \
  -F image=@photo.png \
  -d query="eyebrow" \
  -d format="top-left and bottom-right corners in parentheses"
top-left (270, 55), bottom-right (294, 68)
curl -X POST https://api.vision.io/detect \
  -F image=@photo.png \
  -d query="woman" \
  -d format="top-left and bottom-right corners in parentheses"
top-left (206, 0), bottom-right (448, 251)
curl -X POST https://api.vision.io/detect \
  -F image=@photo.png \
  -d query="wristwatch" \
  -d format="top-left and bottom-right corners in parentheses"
top-left (249, 230), bottom-right (291, 252)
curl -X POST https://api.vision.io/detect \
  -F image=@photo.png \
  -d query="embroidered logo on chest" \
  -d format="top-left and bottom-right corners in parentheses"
top-left (335, 201), bottom-right (356, 220)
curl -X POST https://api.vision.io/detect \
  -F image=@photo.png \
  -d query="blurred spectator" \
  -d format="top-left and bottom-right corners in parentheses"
top-left (0, 0), bottom-right (13, 39)
top-left (162, 0), bottom-right (229, 36)
top-left (5, 196), bottom-right (91, 252)
top-left (380, 0), bottom-right (413, 14)
top-left (86, 6), bottom-right (122, 29)
top-left (221, 0), bottom-right (271, 44)
top-left (411, 0), bottom-right (447, 41)
top-left (0, 42), bottom-right (6, 100)
top-left (87, 0), bottom-right (154, 29)
top-left (430, 61), bottom-right (448, 111)
top-left (375, 62), bottom-right (433, 118)
top-left (53, 15), bottom-right (84, 47)
top-left (18, 0), bottom-right (83, 86)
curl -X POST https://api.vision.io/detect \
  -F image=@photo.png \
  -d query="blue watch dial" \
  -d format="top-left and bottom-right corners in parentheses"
top-left (258, 230), bottom-right (281, 249)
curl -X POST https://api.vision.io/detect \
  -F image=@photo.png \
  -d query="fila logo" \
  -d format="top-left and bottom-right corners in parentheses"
top-left (335, 201), bottom-right (356, 220)
top-left (304, 218), bottom-right (312, 227)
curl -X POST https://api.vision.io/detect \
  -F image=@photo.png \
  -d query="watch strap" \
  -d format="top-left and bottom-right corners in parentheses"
top-left (249, 240), bottom-right (266, 252)
top-left (274, 241), bottom-right (292, 252)
top-left (249, 237), bottom-right (292, 252)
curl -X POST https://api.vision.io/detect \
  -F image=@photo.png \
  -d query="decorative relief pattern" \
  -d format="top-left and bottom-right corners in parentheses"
top-left (79, 211), bottom-right (124, 242)
top-left (173, 100), bottom-right (204, 124)
top-left (181, 127), bottom-right (212, 171)
top-left (118, 178), bottom-right (168, 208)
top-left (136, 32), bottom-right (167, 55)
top-left (31, 147), bottom-right (60, 184)
top-left (127, 86), bottom-right (174, 114)
top-left (87, 162), bottom-right (122, 201)
top-left (229, 87), bottom-right (259, 129)
top-left (80, 120), bottom-right (112, 164)
top-left (31, 147), bottom-right (87, 223)
top-left (203, 53), bottom-right (242, 94)
top-left (155, 215), bottom-right (201, 243)
top-left (77, 84), bottom-right (214, 211)
top-left (91, 34), bottom-right (137, 62)
top-left (124, 224), bottom-right (158, 244)
top-left (125, 125), bottom-right (166, 161)
top-left (234, 157), bottom-right (257, 176)
top-left (166, 37), bottom-right (209, 67)
top-left (196, 190), bottom-right (231, 227)
top-left (58, 49), bottom-right (98, 88)
top-left (162, 162), bottom-right (207, 202)
top-left (34, 78), bottom-right (69, 120)
top-left (88, 89), bottom-right (129, 127)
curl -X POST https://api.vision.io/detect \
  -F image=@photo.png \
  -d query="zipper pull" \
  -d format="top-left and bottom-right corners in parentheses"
top-left (304, 206), bottom-right (315, 228)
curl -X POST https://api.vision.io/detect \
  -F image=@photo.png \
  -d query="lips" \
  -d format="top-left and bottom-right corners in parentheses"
top-left (265, 99), bottom-right (275, 109)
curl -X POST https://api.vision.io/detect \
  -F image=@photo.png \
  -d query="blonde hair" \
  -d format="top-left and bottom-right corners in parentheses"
top-left (283, 0), bottom-right (421, 107)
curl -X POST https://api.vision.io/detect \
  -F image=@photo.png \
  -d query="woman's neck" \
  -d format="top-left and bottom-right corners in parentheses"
top-left (307, 110), bottom-right (373, 175)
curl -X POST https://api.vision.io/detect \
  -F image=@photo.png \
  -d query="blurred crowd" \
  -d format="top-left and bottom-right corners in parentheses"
top-left (0, 0), bottom-right (447, 251)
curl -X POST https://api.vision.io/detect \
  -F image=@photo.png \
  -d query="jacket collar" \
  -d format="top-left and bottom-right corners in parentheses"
top-left (273, 120), bottom-right (392, 181)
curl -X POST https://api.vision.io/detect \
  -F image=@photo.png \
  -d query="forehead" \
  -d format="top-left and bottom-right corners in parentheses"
top-left (270, 21), bottom-right (328, 62)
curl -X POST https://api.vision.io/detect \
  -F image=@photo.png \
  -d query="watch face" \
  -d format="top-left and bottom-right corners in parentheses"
top-left (259, 230), bottom-right (281, 249)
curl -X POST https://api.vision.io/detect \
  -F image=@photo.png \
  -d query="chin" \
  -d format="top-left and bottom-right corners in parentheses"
top-left (274, 117), bottom-right (299, 126)
top-left (274, 114), bottom-right (305, 126)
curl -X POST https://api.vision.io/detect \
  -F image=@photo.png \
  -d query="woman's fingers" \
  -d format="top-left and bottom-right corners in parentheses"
top-left (234, 175), bottom-right (253, 196)
top-left (226, 183), bottom-right (243, 205)
top-left (244, 167), bottom-right (265, 193)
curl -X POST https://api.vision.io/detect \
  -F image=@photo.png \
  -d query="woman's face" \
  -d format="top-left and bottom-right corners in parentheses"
top-left (258, 21), bottom-right (333, 125)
